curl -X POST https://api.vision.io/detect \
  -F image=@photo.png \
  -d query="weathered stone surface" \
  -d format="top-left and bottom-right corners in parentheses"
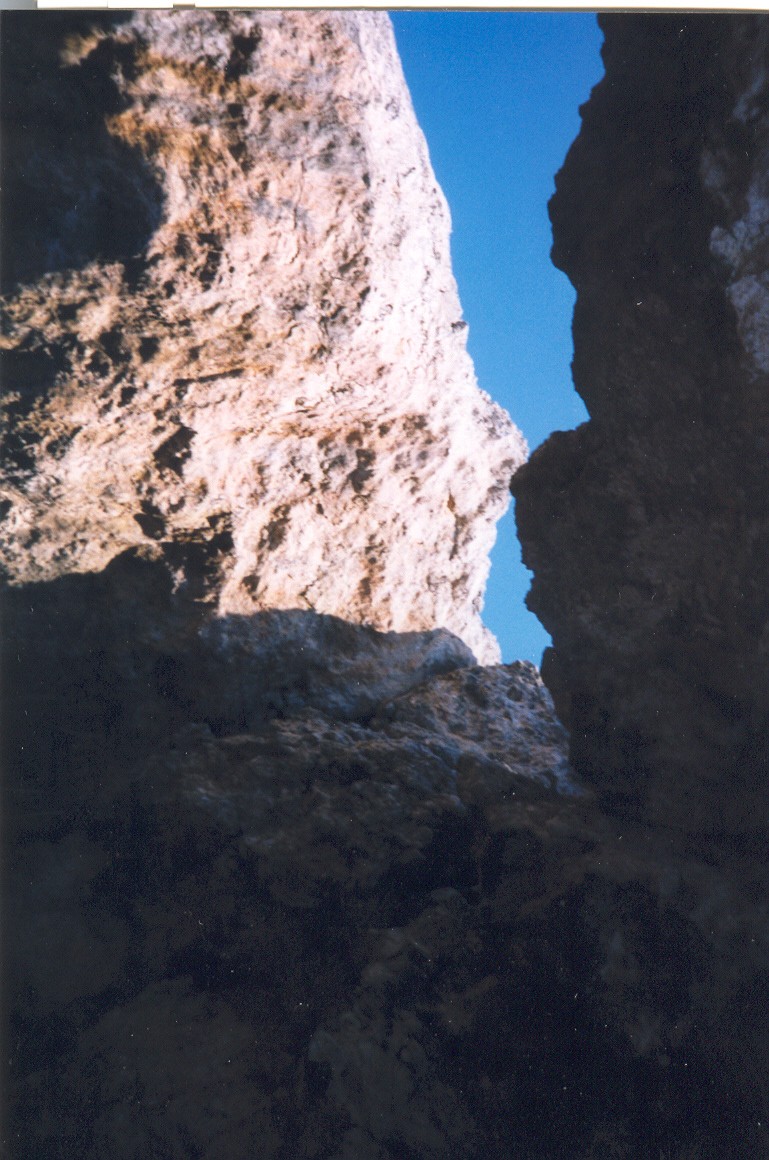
top-left (512, 14), bottom-right (769, 833)
top-left (9, 657), bottom-right (769, 1158)
top-left (160, 660), bottom-right (573, 910)
top-left (0, 8), bottom-right (523, 665)
top-left (4, 11), bottom-right (769, 1160)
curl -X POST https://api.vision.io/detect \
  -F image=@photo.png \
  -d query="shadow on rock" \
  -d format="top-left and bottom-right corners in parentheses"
top-left (1, 546), bottom-right (477, 823)
top-left (0, 12), bottom-right (162, 293)
top-left (4, 548), bottom-right (769, 1157)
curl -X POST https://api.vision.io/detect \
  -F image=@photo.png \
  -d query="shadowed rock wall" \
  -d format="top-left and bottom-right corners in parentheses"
top-left (513, 14), bottom-right (769, 834)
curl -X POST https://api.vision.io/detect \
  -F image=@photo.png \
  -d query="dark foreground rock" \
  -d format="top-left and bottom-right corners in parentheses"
top-left (7, 576), bottom-right (769, 1158)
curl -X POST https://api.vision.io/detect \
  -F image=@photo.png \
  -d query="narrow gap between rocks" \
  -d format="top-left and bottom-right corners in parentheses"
top-left (391, 13), bottom-right (605, 664)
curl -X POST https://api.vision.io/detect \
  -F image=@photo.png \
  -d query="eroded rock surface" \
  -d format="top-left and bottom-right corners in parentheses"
top-left (513, 14), bottom-right (769, 833)
top-left (9, 651), bottom-right (769, 1158)
top-left (4, 11), bottom-right (769, 1160)
top-left (0, 8), bottom-right (523, 663)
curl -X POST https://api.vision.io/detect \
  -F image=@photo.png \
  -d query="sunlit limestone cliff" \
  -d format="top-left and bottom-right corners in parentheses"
top-left (1, 8), bottom-right (523, 663)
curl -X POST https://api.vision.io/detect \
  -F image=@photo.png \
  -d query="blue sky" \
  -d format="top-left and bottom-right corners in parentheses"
top-left (390, 13), bottom-right (605, 664)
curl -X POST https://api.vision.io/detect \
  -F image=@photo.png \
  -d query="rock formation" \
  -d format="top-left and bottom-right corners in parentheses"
top-left (4, 11), bottom-right (769, 1160)
top-left (513, 14), bottom-right (769, 835)
top-left (1, 8), bottom-right (523, 664)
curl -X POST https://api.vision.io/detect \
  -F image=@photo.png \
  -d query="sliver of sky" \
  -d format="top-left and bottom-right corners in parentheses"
top-left (390, 12), bottom-right (605, 665)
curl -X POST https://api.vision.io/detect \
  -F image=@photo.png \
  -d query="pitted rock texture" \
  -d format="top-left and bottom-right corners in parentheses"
top-left (512, 14), bottom-right (769, 831)
top-left (0, 9), bottom-right (523, 663)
